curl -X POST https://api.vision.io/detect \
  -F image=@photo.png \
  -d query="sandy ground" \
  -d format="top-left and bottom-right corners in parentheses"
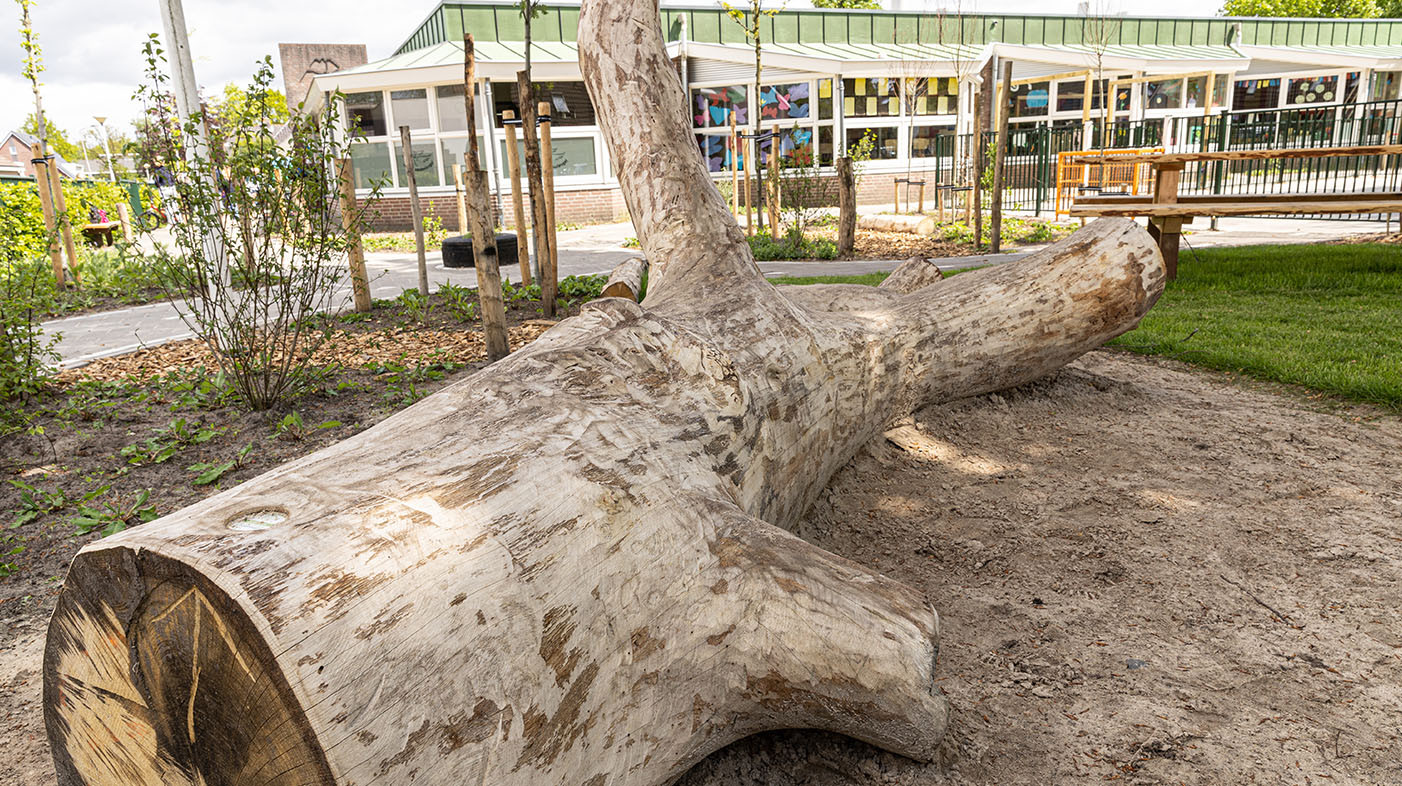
top-left (5, 350), bottom-right (1402, 784)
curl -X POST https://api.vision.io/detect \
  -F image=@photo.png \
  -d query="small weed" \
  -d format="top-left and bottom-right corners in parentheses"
top-left (71, 489), bottom-right (158, 537)
top-left (273, 410), bottom-right (342, 441)
top-left (188, 444), bottom-right (254, 487)
top-left (8, 480), bottom-right (68, 528)
top-left (439, 282), bottom-right (479, 322)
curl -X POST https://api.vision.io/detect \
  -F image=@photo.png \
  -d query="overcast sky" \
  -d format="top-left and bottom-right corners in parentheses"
top-left (3, 0), bottom-right (1224, 145)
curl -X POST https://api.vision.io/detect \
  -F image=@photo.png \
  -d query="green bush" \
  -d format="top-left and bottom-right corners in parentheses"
top-left (747, 230), bottom-right (838, 261)
top-left (0, 257), bottom-right (59, 402)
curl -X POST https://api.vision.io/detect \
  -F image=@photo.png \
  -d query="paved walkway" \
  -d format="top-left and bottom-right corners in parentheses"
top-left (42, 215), bottom-right (1394, 368)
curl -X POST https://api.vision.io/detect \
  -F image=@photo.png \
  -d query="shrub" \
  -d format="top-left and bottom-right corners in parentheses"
top-left (136, 43), bottom-right (378, 410)
top-left (0, 256), bottom-right (59, 402)
top-left (747, 230), bottom-right (838, 261)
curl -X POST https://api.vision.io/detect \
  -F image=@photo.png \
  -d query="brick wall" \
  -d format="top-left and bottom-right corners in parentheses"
top-left (362, 186), bottom-right (629, 231)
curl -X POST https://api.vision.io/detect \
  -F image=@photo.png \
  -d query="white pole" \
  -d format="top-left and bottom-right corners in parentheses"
top-left (93, 116), bottom-right (117, 181)
top-left (156, 0), bottom-right (228, 292)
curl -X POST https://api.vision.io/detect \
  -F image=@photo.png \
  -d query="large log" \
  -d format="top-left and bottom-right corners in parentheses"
top-left (857, 213), bottom-right (938, 235)
top-left (42, 1), bottom-right (1166, 785)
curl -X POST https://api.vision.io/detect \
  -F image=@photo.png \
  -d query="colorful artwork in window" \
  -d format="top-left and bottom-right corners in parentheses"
top-left (756, 127), bottom-right (814, 166)
top-left (818, 79), bottom-right (833, 120)
top-left (843, 78), bottom-right (898, 117)
top-left (1288, 75), bottom-right (1338, 105)
top-left (906, 77), bottom-right (959, 115)
top-left (692, 86), bottom-right (748, 128)
top-left (1233, 78), bottom-right (1281, 111)
top-left (696, 133), bottom-right (739, 173)
top-left (1011, 82), bottom-right (1049, 117)
top-left (760, 83), bottom-right (810, 121)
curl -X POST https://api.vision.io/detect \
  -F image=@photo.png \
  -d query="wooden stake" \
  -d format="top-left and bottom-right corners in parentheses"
top-left (30, 143), bottom-right (64, 287)
top-left (973, 59), bottom-right (992, 249)
top-left (538, 101), bottom-right (559, 304)
top-left (453, 163), bottom-right (469, 233)
top-left (399, 126), bottom-right (430, 297)
top-left (464, 34), bottom-right (510, 361)
top-left (48, 172), bottom-right (81, 284)
top-left (991, 59), bottom-right (1012, 254)
top-left (767, 141), bottom-right (779, 234)
top-left (918, 182), bottom-right (926, 215)
top-left (335, 157), bottom-right (371, 313)
top-left (115, 201), bottom-right (133, 243)
top-left (518, 72), bottom-right (554, 317)
top-left (743, 133), bottom-right (753, 235)
top-left (501, 109), bottom-right (533, 286)
top-left (729, 113), bottom-right (739, 218)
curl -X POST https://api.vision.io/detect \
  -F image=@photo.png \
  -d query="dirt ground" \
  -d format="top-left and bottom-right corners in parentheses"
top-left (5, 350), bottom-right (1402, 784)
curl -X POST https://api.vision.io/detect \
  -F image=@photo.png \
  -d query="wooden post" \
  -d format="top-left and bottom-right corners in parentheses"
top-left (767, 141), bottom-right (780, 234)
top-left (1082, 71), bottom-right (1093, 125)
top-left (115, 201), bottom-right (133, 243)
top-left (48, 172), bottom-right (81, 284)
top-left (893, 179), bottom-right (901, 215)
top-left (1147, 161), bottom-right (1184, 282)
top-left (538, 100), bottom-right (559, 308)
top-left (29, 143), bottom-right (64, 287)
top-left (917, 182), bottom-right (926, 214)
top-left (729, 113), bottom-right (739, 218)
top-left (501, 110), bottom-right (533, 286)
top-left (743, 133), bottom-right (753, 236)
top-left (518, 72), bottom-right (553, 316)
top-left (336, 157), bottom-right (372, 313)
top-left (836, 156), bottom-right (856, 257)
top-left (1203, 72), bottom-right (1215, 118)
top-left (463, 34), bottom-right (510, 361)
top-left (991, 60), bottom-right (1012, 254)
top-left (453, 163), bottom-right (469, 232)
top-left (973, 59), bottom-right (993, 249)
top-left (399, 125), bottom-right (430, 297)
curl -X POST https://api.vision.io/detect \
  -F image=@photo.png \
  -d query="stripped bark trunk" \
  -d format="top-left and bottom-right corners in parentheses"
top-left (518, 73), bottom-right (553, 316)
top-left (836, 155), bottom-right (856, 256)
top-left (859, 213), bottom-right (938, 235)
top-left (463, 35), bottom-right (511, 362)
top-left (43, 1), bottom-right (1165, 784)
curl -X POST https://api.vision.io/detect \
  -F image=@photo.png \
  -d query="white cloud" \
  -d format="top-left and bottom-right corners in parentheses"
top-left (3, 0), bottom-right (1225, 139)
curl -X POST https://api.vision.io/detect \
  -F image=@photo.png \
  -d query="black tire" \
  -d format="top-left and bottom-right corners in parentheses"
top-left (442, 233), bottom-right (518, 269)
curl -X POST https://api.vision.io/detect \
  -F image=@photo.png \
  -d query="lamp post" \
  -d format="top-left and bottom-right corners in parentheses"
top-left (93, 116), bottom-right (117, 181)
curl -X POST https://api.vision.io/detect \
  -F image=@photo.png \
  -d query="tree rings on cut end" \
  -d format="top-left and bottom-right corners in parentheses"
top-left (44, 547), bottom-right (332, 786)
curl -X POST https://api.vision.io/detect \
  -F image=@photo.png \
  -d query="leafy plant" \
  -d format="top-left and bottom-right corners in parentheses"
top-left (396, 287), bottom-right (432, 323)
top-left (8, 479), bottom-right (68, 528)
top-left (187, 443), bottom-right (253, 486)
top-left (119, 417), bottom-right (222, 465)
top-left (438, 282), bottom-right (479, 322)
top-left (273, 410), bottom-right (341, 441)
top-left (0, 542), bottom-right (23, 577)
top-left (135, 42), bottom-right (379, 410)
top-left (71, 488), bottom-right (158, 537)
top-left (746, 230), bottom-right (839, 261)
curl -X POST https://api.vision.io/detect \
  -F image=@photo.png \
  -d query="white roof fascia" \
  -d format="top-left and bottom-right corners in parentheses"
top-left (991, 42), bottom-right (1247, 75)
top-left (1236, 44), bottom-right (1398, 70)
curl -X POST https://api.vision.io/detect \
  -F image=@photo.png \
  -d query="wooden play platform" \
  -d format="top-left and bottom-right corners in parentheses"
top-left (1069, 145), bottom-right (1402, 280)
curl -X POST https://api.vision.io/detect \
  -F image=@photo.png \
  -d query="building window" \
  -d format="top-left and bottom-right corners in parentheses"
top-left (1145, 79), bottom-right (1182, 110)
top-left (346, 91), bottom-right (387, 137)
top-left (846, 126), bottom-right (896, 159)
top-left (439, 136), bottom-right (488, 175)
top-left (1212, 74), bottom-right (1229, 107)
top-left (393, 139), bottom-right (439, 187)
top-left (1344, 72), bottom-right (1361, 103)
top-left (818, 125), bottom-right (833, 166)
top-left (690, 85), bottom-right (747, 128)
top-left (818, 79), bottom-right (833, 121)
top-left (905, 77), bottom-right (958, 115)
top-left (695, 133), bottom-right (733, 173)
top-left (1233, 78), bottom-right (1281, 111)
top-left (493, 82), bottom-right (596, 126)
top-left (760, 83), bottom-right (810, 121)
top-left (349, 140), bottom-right (392, 188)
top-left (910, 125), bottom-right (953, 158)
top-left (1185, 77), bottom-right (1206, 109)
top-left (435, 84), bottom-right (469, 132)
top-left (758, 126), bottom-right (814, 166)
top-left (843, 78), bottom-right (898, 118)
top-left (1010, 81), bottom-right (1049, 117)
top-left (390, 89), bottom-right (431, 130)
top-left (500, 136), bottom-right (598, 177)
top-left (1287, 75), bottom-right (1338, 105)
top-left (1373, 71), bottom-right (1400, 101)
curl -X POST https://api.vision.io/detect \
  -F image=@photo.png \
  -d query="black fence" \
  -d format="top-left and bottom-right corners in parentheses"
top-left (916, 98), bottom-right (1402, 219)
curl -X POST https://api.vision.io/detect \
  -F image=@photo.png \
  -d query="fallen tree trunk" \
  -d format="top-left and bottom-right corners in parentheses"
top-left (858, 213), bottom-right (938, 235)
top-left (601, 256), bottom-right (646, 301)
top-left (42, 1), bottom-right (1165, 784)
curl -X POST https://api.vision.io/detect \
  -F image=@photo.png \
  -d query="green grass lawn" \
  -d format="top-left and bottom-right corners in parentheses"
top-left (769, 243), bottom-right (1402, 408)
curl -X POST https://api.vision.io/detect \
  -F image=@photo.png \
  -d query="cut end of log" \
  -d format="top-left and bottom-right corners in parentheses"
top-left (44, 547), bottom-right (331, 786)
top-left (601, 257), bottom-right (647, 302)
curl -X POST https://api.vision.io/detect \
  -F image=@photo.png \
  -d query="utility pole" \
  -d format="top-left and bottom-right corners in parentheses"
top-left (156, 0), bottom-right (228, 290)
top-left (94, 116), bottom-right (117, 181)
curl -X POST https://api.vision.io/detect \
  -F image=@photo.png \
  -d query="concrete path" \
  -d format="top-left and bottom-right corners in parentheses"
top-left (41, 214), bottom-right (1395, 368)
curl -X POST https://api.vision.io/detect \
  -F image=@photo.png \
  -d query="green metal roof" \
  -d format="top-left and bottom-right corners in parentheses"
top-left (335, 39), bottom-right (580, 77)
top-left (393, 3), bottom-right (1402, 56)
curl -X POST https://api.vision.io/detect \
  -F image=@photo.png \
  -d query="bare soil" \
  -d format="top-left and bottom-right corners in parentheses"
top-left (5, 350), bottom-right (1402, 784)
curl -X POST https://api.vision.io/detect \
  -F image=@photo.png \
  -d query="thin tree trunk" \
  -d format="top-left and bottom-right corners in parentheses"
top-left (518, 73), bottom-right (553, 316)
top-left (991, 59), bottom-right (1012, 253)
top-left (400, 125), bottom-right (430, 297)
top-left (836, 155), bottom-right (856, 256)
top-left (44, 1), bottom-right (1165, 784)
top-left (464, 35), bottom-right (510, 361)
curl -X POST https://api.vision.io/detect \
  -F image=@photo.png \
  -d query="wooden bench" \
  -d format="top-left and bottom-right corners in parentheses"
top-left (81, 221), bottom-right (122, 247)
top-left (1068, 145), bottom-right (1402, 280)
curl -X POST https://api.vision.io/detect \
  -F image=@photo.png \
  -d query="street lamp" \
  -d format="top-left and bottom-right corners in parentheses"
top-left (93, 115), bottom-right (117, 182)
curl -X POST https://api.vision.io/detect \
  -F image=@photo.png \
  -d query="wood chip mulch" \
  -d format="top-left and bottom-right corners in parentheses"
top-left (60, 321), bottom-right (557, 385)
top-left (1328, 232), bottom-right (1402, 245)
top-left (809, 227), bottom-right (970, 260)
